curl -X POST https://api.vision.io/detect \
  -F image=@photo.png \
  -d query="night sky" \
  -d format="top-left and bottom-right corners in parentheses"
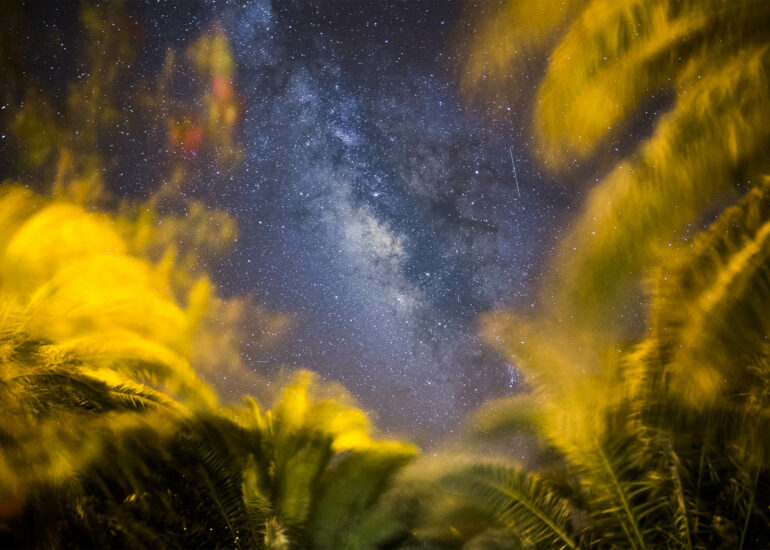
top-left (5, 1), bottom-right (578, 444)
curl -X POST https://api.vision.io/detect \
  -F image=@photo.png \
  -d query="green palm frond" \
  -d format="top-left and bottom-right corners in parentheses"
top-left (264, 516), bottom-right (290, 549)
top-left (272, 434), bottom-right (333, 539)
top-left (178, 417), bottom-right (253, 549)
top-left (310, 447), bottom-right (416, 549)
top-left (440, 462), bottom-right (578, 550)
top-left (242, 453), bottom-right (272, 545)
top-left (581, 436), bottom-right (663, 549)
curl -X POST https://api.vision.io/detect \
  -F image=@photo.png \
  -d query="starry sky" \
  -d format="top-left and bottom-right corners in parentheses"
top-left (4, 1), bottom-right (578, 445)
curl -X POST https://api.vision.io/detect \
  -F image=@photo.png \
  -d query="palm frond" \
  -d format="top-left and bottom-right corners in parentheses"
top-left (440, 462), bottom-right (578, 550)
top-left (242, 452), bottom-right (272, 544)
top-left (666, 447), bottom-right (694, 550)
top-left (14, 370), bottom-right (172, 414)
top-left (586, 438), bottom-right (658, 549)
top-left (636, 182), bottom-right (770, 406)
top-left (536, 0), bottom-right (713, 165)
top-left (309, 447), bottom-right (416, 549)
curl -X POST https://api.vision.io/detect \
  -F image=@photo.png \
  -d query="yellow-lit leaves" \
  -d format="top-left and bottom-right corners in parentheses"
top-left (467, 1), bottom-right (770, 326)
top-left (479, 311), bottom-right (627, 464)
top-left (226, 372), bottom-right (416, 545)
top-left (558, 44), bottom-right (770, 321)
top-left (118, 199), bottom-right (238, 296)
top-left (3, 203), bottom-right (125, 294)
top-left (460, 0), bottom-right (584, 107)
top-left (0, 190), bottom-right (218, 409)
top-left (264, 370), bottom-right (416, 456)
top-left (537, 0), bottom-right (712, 164)
top-left (52, 149), bottom-right (107, 207)
top-left (190, 30), bottom-right (235, 83)
top-left (636, 182), bottom-right (770, 407)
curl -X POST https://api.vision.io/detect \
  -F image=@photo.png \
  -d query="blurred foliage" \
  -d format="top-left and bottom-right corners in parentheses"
top-left (0, 5), bottom-right (421, 547)
top-left (0, 0), bottom-right (287, 400)
top-left (464, 0), bottom-right (770, 329)
top-left (0, 183), bottom-right (417, 547)
top-left (451, 0), bottom-right (770, 549)
top-left (0, 356), bottom-right (417, 548)
top-left (0, 186), bottom-right (217, 409)
top-left (3, 0), bottom-right (770, 548)
top-left (469, 182), bottom-right (770, 547)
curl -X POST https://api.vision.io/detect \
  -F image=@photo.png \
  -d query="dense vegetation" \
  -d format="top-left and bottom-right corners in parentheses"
top-left (1, 1), bottom-right (769, 548)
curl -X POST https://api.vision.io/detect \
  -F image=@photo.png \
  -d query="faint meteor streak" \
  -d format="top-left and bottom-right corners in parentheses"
top-left (509, 146), bottom-right (521, 197)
